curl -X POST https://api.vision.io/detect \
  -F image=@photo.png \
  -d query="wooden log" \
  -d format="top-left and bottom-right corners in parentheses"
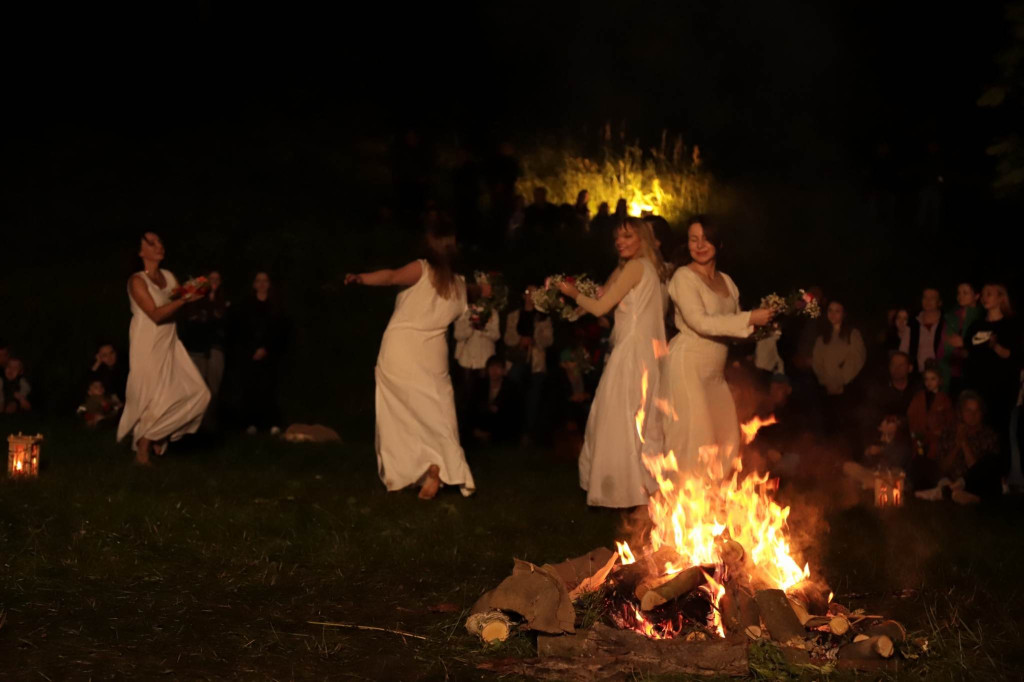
top-left (788, 597), bottom-right (811, 626)
top-left (802, 616), bottom-right (830, 629)
top-left (786, 582), bottom-right (830, 616)
top-left (754, 589), bottom-right (806, 645)
top-left (838, 635), bottom-right (895, 660)
top-left (864, 620), bottom-right (906, 644)
top-left (720, 582), bottom-right (761, 637)
top-left (536, 623), bottom-right (749, 676)
top-left (828, 614), bottom-right (851, 636)
top-left (465, 610), bottom-right (513, 643)
top-left (640, 566), bottom-right (707, 611)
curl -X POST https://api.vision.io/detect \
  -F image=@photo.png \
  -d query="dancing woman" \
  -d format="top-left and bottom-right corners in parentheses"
top-left (663, 217), bottom-right (772, 470)
top-left (117, 233), bottom-right (211, 465)
top-left (346, 222), bottom-right (485, 500)
top-left (557, 218), bottom-right (669, 508)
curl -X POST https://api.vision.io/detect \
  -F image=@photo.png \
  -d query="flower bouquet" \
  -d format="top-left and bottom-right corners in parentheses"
top-left (752, 288), bottom-right (821, 341)
top-left (532, 274), bottom-right (599, 322)
top-left (170, 276), bottom-right (211, 301)
top-left (468, 271), bottom-right (509, 330)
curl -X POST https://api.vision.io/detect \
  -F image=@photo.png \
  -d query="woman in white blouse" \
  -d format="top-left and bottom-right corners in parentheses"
top-left (557, 218), bottom-right (670, 508)
top-left (663, 217), bottom-right (773, 471)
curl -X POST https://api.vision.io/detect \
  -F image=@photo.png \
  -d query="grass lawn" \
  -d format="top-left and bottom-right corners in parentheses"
top-left (1, 418), bottom-right (1023, 680)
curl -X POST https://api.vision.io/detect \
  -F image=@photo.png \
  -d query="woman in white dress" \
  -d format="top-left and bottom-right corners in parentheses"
top-left (557, 218), bottom-right (670, 508)
top-left (117, 233), bottom-right (211, 465)
top-left (664, 217), bottom-right (773, 471)
top-left (345, 224), bottom-right (485, 500)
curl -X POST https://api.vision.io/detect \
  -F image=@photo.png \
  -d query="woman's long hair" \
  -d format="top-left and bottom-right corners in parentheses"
top-left (823, 300), bottom-right (854, 343)
top-left (424, 219), bottom-right (460, 300)
top-left (619, 217), bottom-right (671, 282)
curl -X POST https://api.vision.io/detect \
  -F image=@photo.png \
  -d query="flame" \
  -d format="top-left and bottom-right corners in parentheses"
top-left (740, 414), bottom-right (777, 445)
top-left (14, 460), bottom-right (23, 471)
top-left (634, 369), bottom-right (649, 444)
top-left (616, 541), bottom-right (636, 565)
top-left (616, 366), bottom-right (810, 639)
top-left (642, 443), bottom-right (810, 592)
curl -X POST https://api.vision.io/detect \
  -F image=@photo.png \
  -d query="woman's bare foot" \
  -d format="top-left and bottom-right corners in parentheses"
top-left (153, 440), bottom-right (168, 456)
top-left (135, 438), bottom-right (152, 466)
top-left (418, 465), bottom-right (441, 500)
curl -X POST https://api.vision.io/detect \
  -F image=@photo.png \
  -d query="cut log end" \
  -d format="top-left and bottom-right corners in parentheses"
top-left (481, 620), bottom-right (511, 643)
top-left (829, 614), bottom-right (851, 636)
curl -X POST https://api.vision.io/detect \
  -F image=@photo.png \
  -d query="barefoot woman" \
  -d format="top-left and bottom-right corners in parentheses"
top-left (117, 233), bottom-right (211, 464)
top-left (346, 222), bottom-right (481, 499)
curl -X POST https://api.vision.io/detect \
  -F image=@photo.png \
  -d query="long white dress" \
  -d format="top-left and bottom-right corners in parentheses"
top-left (578, 259), bottom-right (665, 508)
top-left (375, 260), bottom-right (475, 495)
top-left (663, 267), bottom-right (752, 470)
top-left (117, 270), bottom-right (211, 451)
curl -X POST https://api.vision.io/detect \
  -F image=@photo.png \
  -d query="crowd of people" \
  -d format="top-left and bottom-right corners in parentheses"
top-left (350, 181), bottom-right (1022, 508)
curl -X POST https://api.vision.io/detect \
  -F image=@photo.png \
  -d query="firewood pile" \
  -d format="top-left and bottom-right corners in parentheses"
top-left (468, 546), bottom-right (927, 679)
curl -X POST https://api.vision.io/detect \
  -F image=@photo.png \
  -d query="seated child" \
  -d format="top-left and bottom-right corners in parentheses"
top-left (78, 379), bottom-right (123, 427)
top-left (1, 358), bottom-right (32, 414)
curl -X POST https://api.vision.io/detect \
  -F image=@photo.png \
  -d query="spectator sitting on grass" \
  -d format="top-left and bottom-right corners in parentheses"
top-left (78, 379), bottom-right (122, 427)
top-left (915, 390), bottom-right (1002, 504)
top-left (1, 358), bottom-right (32, 414)
top-left (907, 362), bottom-right (953, 461)
top-left (90, 342), bottom-right (128, 404)
top-left (470, 355), bottom-right (524, 444)
top-left (842, 414), bottom-right (913, 492)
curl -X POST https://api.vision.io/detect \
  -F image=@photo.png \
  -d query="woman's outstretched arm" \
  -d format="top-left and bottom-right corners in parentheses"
top-left (345, 260), bottom-right (423, 287)
top-left (563, 259), bottom-right (643, 318)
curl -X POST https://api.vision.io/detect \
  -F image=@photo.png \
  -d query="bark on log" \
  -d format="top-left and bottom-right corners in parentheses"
top-left (640, 566), bottom-right (707, 611)
top-left (536, 623), bottom-right (748, 677)
top-left (865, 620), bottom-right (906, 644)
top-left (754, 589), bottom-right (806, 645)
top-left (838, 634), bottom-right (895, 660)
top-left (720, 582), bottom-right (761, 638)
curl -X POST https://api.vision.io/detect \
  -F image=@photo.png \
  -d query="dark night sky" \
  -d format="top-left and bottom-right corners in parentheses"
top-left (8, 2), bottom-right (1007, 171)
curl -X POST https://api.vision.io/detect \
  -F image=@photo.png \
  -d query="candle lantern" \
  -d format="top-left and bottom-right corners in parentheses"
top-left (7, 432), bottom-right (43, 478)
top-left (874, 469), bottom-right (904, 508)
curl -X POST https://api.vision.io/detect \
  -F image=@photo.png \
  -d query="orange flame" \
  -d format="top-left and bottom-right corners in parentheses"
top-left (616, 541), bottom-right (636, 565)
top-left (635, 369), bottom-right (649, 444)
top-left (740, 414), bottom-right (777, 445)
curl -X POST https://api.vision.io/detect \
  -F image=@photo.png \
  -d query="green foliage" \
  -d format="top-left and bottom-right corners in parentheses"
top-left (748, 640), bottom-right (834, 680)
top-left (979, 2), bottom-right (1024, 191)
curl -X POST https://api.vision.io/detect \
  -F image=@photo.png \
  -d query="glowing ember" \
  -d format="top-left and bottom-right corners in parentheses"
top-left (740, 414), bottom-right (777, 445)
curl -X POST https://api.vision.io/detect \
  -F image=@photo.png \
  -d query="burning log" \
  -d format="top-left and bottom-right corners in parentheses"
top-left (864, 620), bottom-right (907, 644)
top-left (639, 565), bottom-right (707, 612)
top-left (753, 589), bottom-right (806, 645)
top-left (838, 634), bottom-right (895, 659)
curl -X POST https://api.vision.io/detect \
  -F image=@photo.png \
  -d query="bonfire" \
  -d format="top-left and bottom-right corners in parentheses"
top-left (468, 374), bottom-right (924, 678)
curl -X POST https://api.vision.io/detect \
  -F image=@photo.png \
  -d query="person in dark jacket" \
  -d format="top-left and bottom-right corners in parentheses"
top-left (234, 272), bottom-right (288, 434)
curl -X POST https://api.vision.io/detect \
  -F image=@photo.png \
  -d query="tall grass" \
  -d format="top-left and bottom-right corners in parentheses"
top-left (516, 130), bottom-right (711, 225)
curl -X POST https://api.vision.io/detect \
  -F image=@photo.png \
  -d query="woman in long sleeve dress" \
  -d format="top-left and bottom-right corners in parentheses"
top-left (663, 218), bottom-right (773, 471)
top-left (345, 223), bottom-right (484, 500)
top-left (557, 218), bottom-right (670, 508)
top-left (117, 233), bottom-right (211, 465)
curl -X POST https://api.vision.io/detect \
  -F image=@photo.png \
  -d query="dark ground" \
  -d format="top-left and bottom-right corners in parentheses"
top-left (1, 417), bottom-right (1023, 680)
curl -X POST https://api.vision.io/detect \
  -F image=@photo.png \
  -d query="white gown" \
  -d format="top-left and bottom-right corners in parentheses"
top-left (579, 259), bottom-right (665, 508)
top-left (375, 261), bottom-right (475, 495)
top-left (663, 267), bottom-right (752, 470)
top-left (117, 270), bottom-right (211, 451)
